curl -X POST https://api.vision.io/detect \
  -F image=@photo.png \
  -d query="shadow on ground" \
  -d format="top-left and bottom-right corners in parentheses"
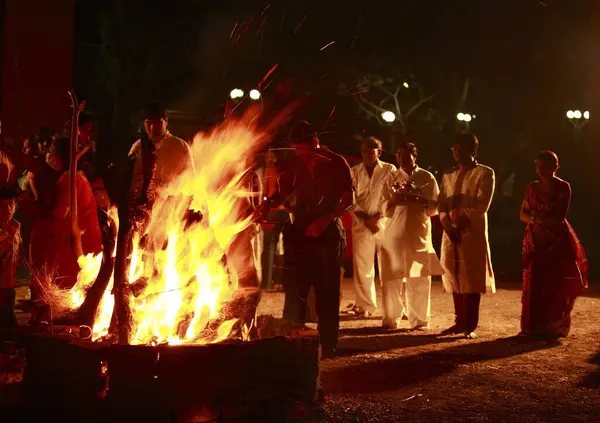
top-left (581, 350), bottom-right (600, 388)
top-left (336, 328), bottom-right (459, 358)
top-left (322, 336), bottom-right (560, 394)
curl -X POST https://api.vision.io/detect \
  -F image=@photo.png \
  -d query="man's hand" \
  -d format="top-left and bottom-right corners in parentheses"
top-left (442, 216), bottom-right (461, 244)
top-left (456, 214), bottom-right (471, 230)
top-left (305, 216), bottom-right (331, 238)
top-left (365, 215), bottom-right (380, 234)
top-left (353, 211), bottom-right (370, 221)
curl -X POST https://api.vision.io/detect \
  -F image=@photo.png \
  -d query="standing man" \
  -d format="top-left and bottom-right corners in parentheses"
top-left (379, 142), bottom-right (443, 330)
top-left (438, 133), bottom-right (495, 339)
top-left (129, 101), bottom-right (193, 200)
top-left (267, 121), bottom-right (353, 358)
top-left (344, 137), bottom-right (396, 317)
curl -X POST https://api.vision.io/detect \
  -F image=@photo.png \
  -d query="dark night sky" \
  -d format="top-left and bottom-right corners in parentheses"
top-left (73, 0), bottom-right (595, 162)
top-left (71, 0), bottom-right (598, 277)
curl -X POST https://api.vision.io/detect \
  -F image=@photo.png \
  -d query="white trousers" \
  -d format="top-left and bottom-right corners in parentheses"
top-left (382, 276), bottom-right (431, 329)
top-left (351, 228), bottom-right (381, 313)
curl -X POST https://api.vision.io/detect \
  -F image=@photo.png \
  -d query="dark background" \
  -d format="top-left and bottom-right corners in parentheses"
top-left (9, 0), bottom-right (599, 279)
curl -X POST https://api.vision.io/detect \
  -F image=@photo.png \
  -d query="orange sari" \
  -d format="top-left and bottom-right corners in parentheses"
top-left (30, 171), bottom-right (102, 291)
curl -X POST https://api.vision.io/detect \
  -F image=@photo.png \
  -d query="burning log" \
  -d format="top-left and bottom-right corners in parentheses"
top-left (76, 211), bottom-right (117, 327)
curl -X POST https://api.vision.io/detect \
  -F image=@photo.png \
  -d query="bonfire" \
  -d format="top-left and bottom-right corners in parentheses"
top-left (39, 107), bottom-right (278, 346)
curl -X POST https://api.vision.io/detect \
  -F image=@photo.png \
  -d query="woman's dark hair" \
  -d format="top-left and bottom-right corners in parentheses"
top-left (52, 137), bottom-right (72, 170)
top-left (537, 150), bottom-right (559, 172)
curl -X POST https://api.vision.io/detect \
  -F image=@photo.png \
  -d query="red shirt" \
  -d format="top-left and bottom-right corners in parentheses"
top-left (278, 148), bottom-right (353, 233)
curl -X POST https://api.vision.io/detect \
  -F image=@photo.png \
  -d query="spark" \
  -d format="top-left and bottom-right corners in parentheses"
top-left (322, 105), bottom-right (336, 131)
top-left (262, 77), bottom-right (276, 91)
top-left (348, 88), bottom-right (371, 96)
top-left (342, 78), bottom-right (367, 94)
top-left (305, 73), bottom-right (329, 90)
top-left (539, 1), bottom-right (547, 5)
top-left (256, 15), bottom-right (268, 37)
top-left (294, 14), bottom-right (308, 34)
top-left (350, 12), bottom-right (363, 50)
top-left (280, 8), bottom-right (287, 32)
top-left (320, 41), bottom-right (335, 51)
top-left (258, 64), bottom-right (279, 89)
top-left (230, 23), bottom-right (239, 42)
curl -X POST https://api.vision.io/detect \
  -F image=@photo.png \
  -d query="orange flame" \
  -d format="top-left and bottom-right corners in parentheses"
top-left (66, 108), bottom-right (270, 345)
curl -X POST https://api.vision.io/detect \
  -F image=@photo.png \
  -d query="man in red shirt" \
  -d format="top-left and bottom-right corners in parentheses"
top-left (268, 121), bottom-right (353, 358)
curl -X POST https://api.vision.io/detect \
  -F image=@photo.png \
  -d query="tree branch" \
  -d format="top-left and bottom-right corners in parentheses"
top-left (405, 93), bottom-right (435, 118)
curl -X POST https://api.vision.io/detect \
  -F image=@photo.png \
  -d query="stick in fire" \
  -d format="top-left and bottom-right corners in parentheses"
top-left (67, 91), bottom-right (86, 260)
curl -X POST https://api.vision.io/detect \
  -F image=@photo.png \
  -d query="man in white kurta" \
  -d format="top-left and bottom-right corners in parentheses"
top-left (129, 102), bottom-right (193, 201)
top-left (346, 137), bottom-right (396, 316)
top-left (438, 133), bottom-right (495, 338)
top-left (379, 143), bottom-right (443, 330)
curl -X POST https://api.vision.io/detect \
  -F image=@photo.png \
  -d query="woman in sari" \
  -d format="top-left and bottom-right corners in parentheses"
top-left (29, 137), bottom-right (103, 293)
top-left (519, 150), bottom-right (588, 337)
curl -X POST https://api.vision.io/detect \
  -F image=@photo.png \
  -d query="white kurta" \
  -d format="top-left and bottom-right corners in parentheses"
top-left (379, 167), bottom-right (443, 328)
top-left (350, 160), bottom-right (396, 313)
top-left (379, 167), bottom-right (443, 280)
top-left (438, 163), bottom-right (496, 294)
top-left (129, 132), bottom-right (194, 201)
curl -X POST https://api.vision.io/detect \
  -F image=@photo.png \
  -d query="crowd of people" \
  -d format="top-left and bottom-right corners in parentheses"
top-left (339, 133), bottom-right (588, 347)
top-left (0, 98), bottom-right (590, 360)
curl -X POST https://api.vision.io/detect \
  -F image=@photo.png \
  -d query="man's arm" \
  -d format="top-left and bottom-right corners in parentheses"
top-left (323, 157), bottom-right (354, 222)
top-left (349, 165), bottom-right (369, 221)
top-left (437, 173), bottom-right (459, 240)
top-left (305, 156), bottom-right (353, 238)
top-left (377, 171), bottom-right (394, 217)
top-left (424, 174), bottom-right (440, 217)
top-left (460, 167), bottom-right (495, 227)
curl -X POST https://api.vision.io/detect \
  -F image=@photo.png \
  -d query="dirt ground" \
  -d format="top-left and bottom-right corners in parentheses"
top-left (2, 279), bottom-right (600, 422)
top-left (259, 279), bottom-right (600, 423)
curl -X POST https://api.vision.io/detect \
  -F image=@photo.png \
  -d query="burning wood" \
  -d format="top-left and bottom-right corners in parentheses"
top-left (37, 107), bottom-right (287, 347)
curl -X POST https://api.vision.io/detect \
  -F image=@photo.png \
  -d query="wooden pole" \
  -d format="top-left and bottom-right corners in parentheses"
top-left (67, 91), bottom-right (85, 260)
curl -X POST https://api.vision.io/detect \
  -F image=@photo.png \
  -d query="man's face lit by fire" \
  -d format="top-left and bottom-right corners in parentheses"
top-left (361, 145), bottom-right (380, 168)
top-left (397, 146), bottom-right (417, 169)
top-left (451, 143), bottom-right (475, 165)
top-left (144, 118), bottom-right (168, 142)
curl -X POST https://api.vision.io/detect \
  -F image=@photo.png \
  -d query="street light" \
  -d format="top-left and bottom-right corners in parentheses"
top-left (249, 89), bottom-right (261, 100)
top-left (456, 113), bottom-right (473, 122)
top-left (381, 110), bottom-right (396, 123)
top-left (230, 88), bottom-right (244, 99)
top-left (566, 109), bottom-right (590, 145)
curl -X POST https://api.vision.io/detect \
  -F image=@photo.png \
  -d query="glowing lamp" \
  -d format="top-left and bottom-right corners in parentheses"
top-left (381, 110), bottom-right (396, 123)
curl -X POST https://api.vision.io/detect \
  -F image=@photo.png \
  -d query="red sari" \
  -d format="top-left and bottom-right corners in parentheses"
top-left (30, 171), bottom-right (103, 291)
top-left (520, 180), bottom-right (588, 337)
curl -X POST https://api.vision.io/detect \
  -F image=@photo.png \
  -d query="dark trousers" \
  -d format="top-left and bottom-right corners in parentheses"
top-left (260, 211), bottom-right (287, 289)
top-left (0, 288), bottom-right (17, 332)
top-left (283, 221), bottom-right (345, 353)
top-left (452, 293), bottom-right (481, 333)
